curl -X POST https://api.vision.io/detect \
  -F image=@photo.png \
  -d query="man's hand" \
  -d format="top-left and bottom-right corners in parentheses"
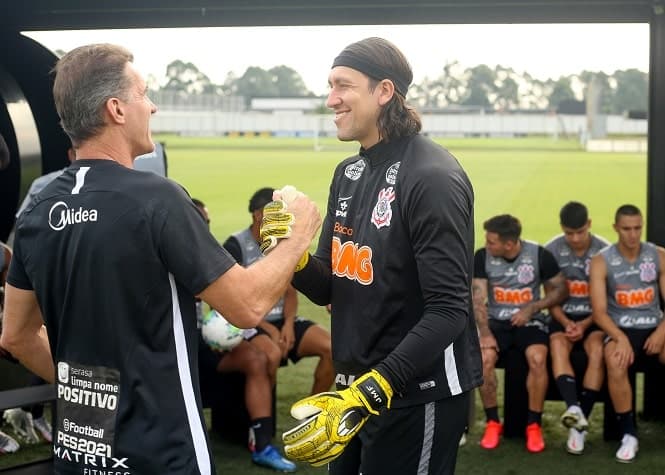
top-left (610, 334), bottom-right (634, 370)
top-left (510, 304), bottom-right (533, 327)
top-left (644, 325), bottom-right (665, 356)
top-left (282, 370), bottom-right (393, 466)
top-left (565, 321), bottom-right (584, 343)
top-left (279, 323), bottom-right (296, 358)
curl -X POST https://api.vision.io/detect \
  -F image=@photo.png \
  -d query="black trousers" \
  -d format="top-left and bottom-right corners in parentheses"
top-left (329, 391), bottom-right (470, 475)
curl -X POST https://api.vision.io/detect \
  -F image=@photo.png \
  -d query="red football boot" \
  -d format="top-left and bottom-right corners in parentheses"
top-left (526, 422), bottom-right (545, 453)
top-left (479, 420), bottom-right (503, 450)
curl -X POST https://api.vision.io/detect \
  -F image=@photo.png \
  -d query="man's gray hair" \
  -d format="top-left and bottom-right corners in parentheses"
top-left (53, 44), bottom-right (134, 146)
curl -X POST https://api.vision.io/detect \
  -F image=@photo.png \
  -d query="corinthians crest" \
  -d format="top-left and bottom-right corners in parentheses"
top-left (517, 264), bottom-right (535, 284)
top-left (371, 187), bottom-right (396, 229)
top-left (639, 261), bottom-right (657, 282)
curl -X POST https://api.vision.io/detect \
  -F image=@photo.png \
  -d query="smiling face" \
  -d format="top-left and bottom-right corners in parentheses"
top-left (326, 66), bottom-right (383, 149)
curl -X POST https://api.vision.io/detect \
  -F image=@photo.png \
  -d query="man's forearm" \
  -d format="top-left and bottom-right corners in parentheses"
top-left (549, 305), bottom-right (571, 326)
top-left (472, 279), bottom-right (490, 336)
top-left (202, 234), bottom-right (313, 328)
top-left (4, 328), bottom-right (54, 382)
top-left (579, 315), bottom-right (594, 329)
top-left (283, 288), bottom-right (298, 321)
top-left (474, 304), bottom-right (490, 336)
top-left (593, 312), bottom-right (624, 342)
top-left (292, 255), bottom-right (332, 306)
top-left (1, 286), bottom-right (54, 382)
top-left (535, 276), bottom-right (568, 313)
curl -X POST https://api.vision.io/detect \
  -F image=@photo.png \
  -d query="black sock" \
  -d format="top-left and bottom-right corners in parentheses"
top-left (555, 375), bottom-right (579, 408)
top-left (484, 406), bottom-right (500, 423)
top-left (527, 410), bottom-right (542, 425)
top-left (580, 387), bottom-right (600, 418)
top-left (249, 417), bottom-right (273, 452)
top-left (616, 411), bottom-right (637, 437)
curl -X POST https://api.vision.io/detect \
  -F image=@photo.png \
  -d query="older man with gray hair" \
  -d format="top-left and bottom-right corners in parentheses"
top-left (1, 43), bottom-right (320, 474)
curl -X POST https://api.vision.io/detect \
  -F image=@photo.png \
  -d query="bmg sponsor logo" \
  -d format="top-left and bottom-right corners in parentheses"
top-left (331, 237), bottom-right (373, 285)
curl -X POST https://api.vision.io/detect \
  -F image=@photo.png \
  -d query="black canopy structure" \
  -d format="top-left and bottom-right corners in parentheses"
top-left (0, 3), bottom-right (664, 474)
top-left (0, 1), bottom-right (660, 28)
top-left (0, 0), bottom-right (663, 242)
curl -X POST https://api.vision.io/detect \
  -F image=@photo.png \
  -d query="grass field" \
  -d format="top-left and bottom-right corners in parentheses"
top-left (1, 135), bottom-right (660, 474)
top-left (161, 134), bottom-right (646, 249)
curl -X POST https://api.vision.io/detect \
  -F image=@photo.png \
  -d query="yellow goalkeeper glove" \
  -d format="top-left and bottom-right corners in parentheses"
top-left (259, 199), bottom-right (295, 255)
top-left (282, 369), bottom-right (393, 467)
top-left (259, 185), bottom-right (306, 255)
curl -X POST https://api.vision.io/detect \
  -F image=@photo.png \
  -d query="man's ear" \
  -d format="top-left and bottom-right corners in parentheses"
top-left (105, 97), bottom-right (126, 124)
top-left (377, 79), bottom-right (395, 106)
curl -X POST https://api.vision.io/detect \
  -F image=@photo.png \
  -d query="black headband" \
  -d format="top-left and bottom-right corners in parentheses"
top-left (332, 51), bottom-right (410, 97)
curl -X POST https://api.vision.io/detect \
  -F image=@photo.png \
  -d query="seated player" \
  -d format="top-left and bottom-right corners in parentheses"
top-left (590, 204), bottom-right (665, 463)
top-left (545, 201), bottom-right (609, 454)
top-left (474, 215), bottom-right (567, 453)
top-left (192, 198), bottom-right (295, 472)
top-left (222, 188), bottom-right (334, 395)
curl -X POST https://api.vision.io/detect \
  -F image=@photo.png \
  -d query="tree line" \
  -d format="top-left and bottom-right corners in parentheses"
top-left (154, 59), bottom-right (647, 114)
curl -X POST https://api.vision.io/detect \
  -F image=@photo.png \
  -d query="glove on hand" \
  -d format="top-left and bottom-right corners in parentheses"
top-left (282, 369), bottom-right (393, 466)
top-left (259, 185), bottom-right (303, 255)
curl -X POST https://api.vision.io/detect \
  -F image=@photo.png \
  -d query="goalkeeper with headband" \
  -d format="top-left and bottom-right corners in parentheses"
top-left (261, 38), bottom-right (482, 474)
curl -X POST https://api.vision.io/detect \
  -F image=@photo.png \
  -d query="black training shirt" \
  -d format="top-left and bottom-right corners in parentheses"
top-left (8, 159), bottom-right (234, 475)
top-left (294, 134), bottom-right (482, 406)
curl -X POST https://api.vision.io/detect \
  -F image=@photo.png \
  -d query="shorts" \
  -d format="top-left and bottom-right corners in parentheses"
top-left (604, 327), bottom-right (661, 367)
top-left (249, 317), bottom-right (315, 363)
top-left (490, 319), bottom-right (549, 353)
top-left (549, 313), bottom-right (600, 337)
top-left (329, 392), bottom-right (470, 475)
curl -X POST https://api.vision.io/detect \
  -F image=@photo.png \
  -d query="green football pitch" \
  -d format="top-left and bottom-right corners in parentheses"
top-left (162, 134), bottom-right (646, 250)
top-left (1, 135), bottom-right (660, 474)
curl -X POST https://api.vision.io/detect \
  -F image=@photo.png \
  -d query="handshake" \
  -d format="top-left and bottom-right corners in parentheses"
top-left (259, 185), bottom-right (312, 271)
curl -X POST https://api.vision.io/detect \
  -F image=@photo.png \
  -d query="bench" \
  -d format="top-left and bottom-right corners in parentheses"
top-left (496, 344), bottom-right (665, 440)
top-left (200, 371), bottom-right (276, 446)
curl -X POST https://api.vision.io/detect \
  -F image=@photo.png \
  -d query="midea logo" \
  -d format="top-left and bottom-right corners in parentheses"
top-left (48, 201), bottom-right (98, 231)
